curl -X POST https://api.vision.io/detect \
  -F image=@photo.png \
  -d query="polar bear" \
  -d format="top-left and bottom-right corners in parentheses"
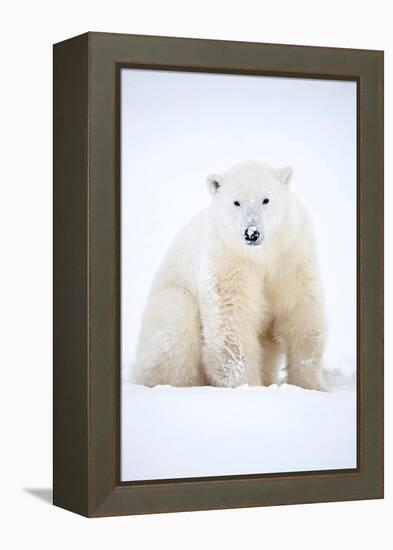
top-left (135, 161), bottom-right (327, 390)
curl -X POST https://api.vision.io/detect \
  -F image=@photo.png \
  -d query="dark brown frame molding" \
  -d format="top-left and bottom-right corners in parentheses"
top-left (53, 32), bottom-right (384, 517)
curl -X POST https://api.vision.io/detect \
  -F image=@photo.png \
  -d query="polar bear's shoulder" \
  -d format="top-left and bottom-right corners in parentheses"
top-left (169, 208), bottom-right (209, 252)
top-left (149, 208), bottom-right (209, 295)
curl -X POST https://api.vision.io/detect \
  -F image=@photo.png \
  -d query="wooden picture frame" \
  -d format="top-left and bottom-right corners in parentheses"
top-left (53, 32), bottom-right (384, 517)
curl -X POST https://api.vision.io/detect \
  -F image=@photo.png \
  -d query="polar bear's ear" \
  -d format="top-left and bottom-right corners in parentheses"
top-left (207, 174), bottom-right (223, 195)
top-left (276, 166), bottom-right (293, 185)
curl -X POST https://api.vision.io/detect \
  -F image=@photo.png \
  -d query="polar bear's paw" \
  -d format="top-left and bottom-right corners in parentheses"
top-left (210, 358), bottom-right (246, 388)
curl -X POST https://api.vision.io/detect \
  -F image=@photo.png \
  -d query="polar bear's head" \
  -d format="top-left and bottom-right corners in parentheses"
top-left (207, 161), bottom-right (293, 253)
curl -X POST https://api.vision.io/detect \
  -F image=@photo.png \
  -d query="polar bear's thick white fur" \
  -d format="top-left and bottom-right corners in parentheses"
top-left (135, 161), bottom-right (327, 390)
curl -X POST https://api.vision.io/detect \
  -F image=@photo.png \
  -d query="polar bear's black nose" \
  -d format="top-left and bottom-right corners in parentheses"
top-left (244, 226), bottom-right (260, 242)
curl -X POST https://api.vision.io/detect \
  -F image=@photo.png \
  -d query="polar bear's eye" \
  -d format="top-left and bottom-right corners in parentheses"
top-left (233, 201), bottom-right (240, 206)
top-left (262, 198), bottom-right (270, 205)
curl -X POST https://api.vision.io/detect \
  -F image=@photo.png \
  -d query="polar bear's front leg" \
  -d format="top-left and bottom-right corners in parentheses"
top-left (285, 324), bottom-right (325, 390)
top-left (280, 268), bottom-right (326, 391)
top-left (202, 329), bottom-right (247, 388)
top-left (199, 265), bottom-right (263, 387)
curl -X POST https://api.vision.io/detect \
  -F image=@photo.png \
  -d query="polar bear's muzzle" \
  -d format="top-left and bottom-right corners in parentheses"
top-left (244, 225), bottom-right (263, 246)
top-left (240, 205), bottom-right (264, 246)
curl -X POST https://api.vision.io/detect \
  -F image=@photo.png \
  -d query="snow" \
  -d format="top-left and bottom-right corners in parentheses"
top-left (121, 382), bottom-right (357, 481)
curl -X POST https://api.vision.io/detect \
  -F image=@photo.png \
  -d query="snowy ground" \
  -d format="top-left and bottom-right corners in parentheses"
top-left (121, 382), bottom-right (357, 481)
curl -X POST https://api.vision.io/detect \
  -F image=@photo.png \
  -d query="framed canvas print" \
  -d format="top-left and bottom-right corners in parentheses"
top-left (53, 32), bottom-right (384, 517)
